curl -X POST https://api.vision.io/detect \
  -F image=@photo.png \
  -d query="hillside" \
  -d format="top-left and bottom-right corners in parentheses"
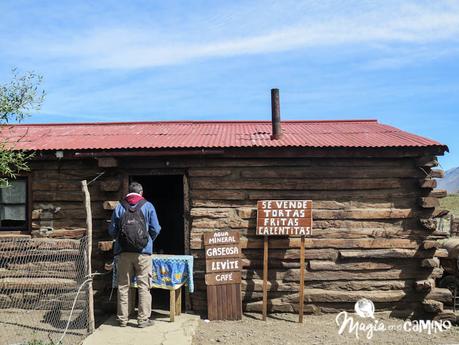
top-left (440, 194), bottom-right (459, 217)
top-left (437, 166), bottom-right (459, 193)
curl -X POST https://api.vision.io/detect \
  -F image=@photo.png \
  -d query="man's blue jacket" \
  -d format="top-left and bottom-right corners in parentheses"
top-left (108, 196), bottom-right (161, 255)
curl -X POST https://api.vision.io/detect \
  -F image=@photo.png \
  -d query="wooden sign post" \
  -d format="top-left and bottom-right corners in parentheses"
top-left (204, 230), bottom-right (242, 320)
top-left (257, 200), bottom-right (312, 323)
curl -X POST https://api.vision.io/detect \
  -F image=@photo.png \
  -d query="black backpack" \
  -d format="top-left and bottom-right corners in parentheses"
top-left (118, 199), bottom-right (149, 252)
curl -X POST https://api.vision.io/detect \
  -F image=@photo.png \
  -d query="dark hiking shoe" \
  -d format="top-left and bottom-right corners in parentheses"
top-left (138, 319), bottom-right (154, 328)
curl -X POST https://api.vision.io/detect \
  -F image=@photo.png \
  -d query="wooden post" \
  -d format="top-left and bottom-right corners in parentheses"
top-left (175, 286), bottom-right (182, 315)
top-left (262, 235), bottom-right (269, 321)
top-left (298, 236), bottom-right (305, 323)
top-left (257, 200), bottom-right (312, 322)
top-left (169, 289), bottom-right (176, 322)
top-left (81, 180), bottom-right (95, 334)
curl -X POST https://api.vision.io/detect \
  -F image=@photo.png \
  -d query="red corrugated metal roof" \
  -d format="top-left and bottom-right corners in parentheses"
top-left (0, 120), bottom-right (446, 151)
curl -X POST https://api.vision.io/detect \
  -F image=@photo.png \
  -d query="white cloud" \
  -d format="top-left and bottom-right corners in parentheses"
top-left (3, 0), bottom-right (459, 70)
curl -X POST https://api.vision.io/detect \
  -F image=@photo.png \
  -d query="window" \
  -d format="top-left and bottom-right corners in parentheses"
top-left (0, 178), bottom-right (29, 230)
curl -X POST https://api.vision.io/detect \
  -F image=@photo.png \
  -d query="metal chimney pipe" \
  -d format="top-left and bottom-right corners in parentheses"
top-left (271, 88), bottom-right (282, 140)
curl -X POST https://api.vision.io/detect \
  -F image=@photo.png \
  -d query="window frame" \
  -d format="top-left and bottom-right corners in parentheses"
top-left (0, 175), bottom-right (31, 233)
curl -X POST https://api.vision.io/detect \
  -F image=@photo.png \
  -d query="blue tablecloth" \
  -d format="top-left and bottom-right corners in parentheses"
top-left (112, 254), bottom-right (194, 293)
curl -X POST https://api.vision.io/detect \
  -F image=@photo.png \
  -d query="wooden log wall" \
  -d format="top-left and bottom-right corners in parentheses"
top-left (182, 154), bottom-right (451, 317)
top-left (26, 152), bottom-right (451, 317)
top-left (29, 159), bottom-right (124, 310)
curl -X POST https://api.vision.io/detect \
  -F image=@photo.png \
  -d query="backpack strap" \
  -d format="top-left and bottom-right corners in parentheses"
top-left (120, 199), bottom-right (134, 212)
top-left (120, 198), bottom-right (147, 212)
top-left (134, 199), bottom-right (147, 210)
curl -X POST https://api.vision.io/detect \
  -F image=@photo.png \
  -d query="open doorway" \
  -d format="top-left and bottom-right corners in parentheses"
top-left (129, 175), bottom-right (185, 310)
top-left (129, 175), bottom-right (185, 254)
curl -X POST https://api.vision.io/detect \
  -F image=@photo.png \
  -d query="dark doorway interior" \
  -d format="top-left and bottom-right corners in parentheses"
top-left (129, 175), bottom-right (185, 310)
top-left (130, 175), bottom-right (184, 254)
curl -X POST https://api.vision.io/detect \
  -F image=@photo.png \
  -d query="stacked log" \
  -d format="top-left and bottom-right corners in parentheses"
top-left (0, 238), bottom-right (87, 310)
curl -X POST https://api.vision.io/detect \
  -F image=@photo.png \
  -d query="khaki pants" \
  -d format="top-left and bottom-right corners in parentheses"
top-left (117, 252), bottom-right (152, 324)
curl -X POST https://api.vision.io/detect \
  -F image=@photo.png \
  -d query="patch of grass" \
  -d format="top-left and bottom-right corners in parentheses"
top-left (440, 193), bottom-right (459, 217)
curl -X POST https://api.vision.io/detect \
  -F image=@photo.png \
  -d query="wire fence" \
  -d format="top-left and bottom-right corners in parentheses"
top-left (0, 236), bottom-right (91, 345)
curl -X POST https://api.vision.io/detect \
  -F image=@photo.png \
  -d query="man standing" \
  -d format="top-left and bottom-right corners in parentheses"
top-left (109, 182), bottom-right (161, 328)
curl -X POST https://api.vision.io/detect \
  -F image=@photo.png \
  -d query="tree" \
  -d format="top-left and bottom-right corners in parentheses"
top-left (0, 69), bottom-right (45, 186)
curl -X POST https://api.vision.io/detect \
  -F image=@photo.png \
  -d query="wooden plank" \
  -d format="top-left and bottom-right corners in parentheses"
top-left (207, 285), bottom-right (216, 320)
top-left (0, 238), bottom-right (82, 251)
top-left (175, 287), bottom-right (182, 315)
top-left (230, 284), bottom-right (238, 320)
top-left (6, 261), bottom-right (76, 272)
top-left (191, 228), bottom-right (434, 241)
top-left (221, 285), bottom-right (228, 320)
top-left (41, 229), bottom-right (87, 239)
top-left (0, 269), bottom-right (78, 279)
top-left (241, 279), bottom-right (412, 292)
top-left (194, 248), bottom-right (339, 261)
top-left (262, 236), bottom-right (268, 321)
top-left (203, 231), bottom-right (240, 246)
top-left (236, 283), bottom-right (242, 319)
top-left (256, 225), bottom-right (312, 237)
top-left (256, 199), bottom-right (312, 237)
top-left (258, 212), bottom-right (312, 220)
top-left (193, 238), bottom-right (421, 250)
top-left (205, 272), bottom-right (242, 285)
top-left (430, 189), bottom-right (447, 198)
top-left (103, 201), bottom-right (118, 210)
top-left (192, 198), bottom-right (417, 210)
top-left (170, 289), bottom-right (175, 322)
top-left (419, 179), bottom-right (437, 189)
top-left (418, 197), bottom-right (440, 209)
top-left (206, 258), bottom-right (242, 273)
top-left (191, 178), bottom-right (404, 191)
top-left (298, 236), bottom-right (305, 323)
top-left (205, 243), bottom-right (241, 259)
top-left (339, 249), bottom-right (439, 259)
top-left (188, 169), bottom-right (233, 177)
top-left (240, 166), bottom-right (421, 179)
top-left (258, 200), bottom-right (312, 211)
top-left (430, 169), bottom-right (445, 179)
top-left (97, 157), bottom-right (118, 168)
top-left (98, 240), bottom-right (114, 252)
top-left (100, 179), bottom-right (121, 192)
top-left (416, 156), bottom-right (438, 167)
top-left (121, 157), bottom-right (419, 169)
top-left (191, 189), bottom-right (420, 203)
top-left (216, 284), bottom-right (223, 320)
top-left (280, 267), bottom-right (444, 282)
top-left (191, 190), bottom-right (247, 200)
top-left (309, 261), bottom-right (397, 271)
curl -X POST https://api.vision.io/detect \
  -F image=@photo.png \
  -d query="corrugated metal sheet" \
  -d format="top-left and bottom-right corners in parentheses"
top-left (0, 120), bottom-right (446, 151)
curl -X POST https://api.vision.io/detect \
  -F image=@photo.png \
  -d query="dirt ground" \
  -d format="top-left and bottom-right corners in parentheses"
top-left (0, 308), bottom-right (89, 345)
top-left (192, 312), bottom-right (459, 345)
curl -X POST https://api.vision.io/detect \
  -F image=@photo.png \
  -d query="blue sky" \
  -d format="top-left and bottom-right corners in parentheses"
top-left (0, 0), bottom-right (458, 169)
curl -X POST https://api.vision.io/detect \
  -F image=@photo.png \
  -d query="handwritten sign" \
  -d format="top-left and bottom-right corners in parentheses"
top-left (205, 243), bottom-right (241, 259)
top-left (203, 231), bottom-right (240, 246)
top-left (204, 230), bottom-right (243, 320)
top-left (204, 230), bottom-right (242, 283)
top-left (205, 271), bottom-right (242, 285)
top-left (206, 258), bottom-right (242, 273)
top-left (256, 200), bottom-right (313, 236)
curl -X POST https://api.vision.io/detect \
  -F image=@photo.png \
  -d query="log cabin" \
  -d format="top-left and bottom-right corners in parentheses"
top-left (0, 94), bottom-right (452, 319)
